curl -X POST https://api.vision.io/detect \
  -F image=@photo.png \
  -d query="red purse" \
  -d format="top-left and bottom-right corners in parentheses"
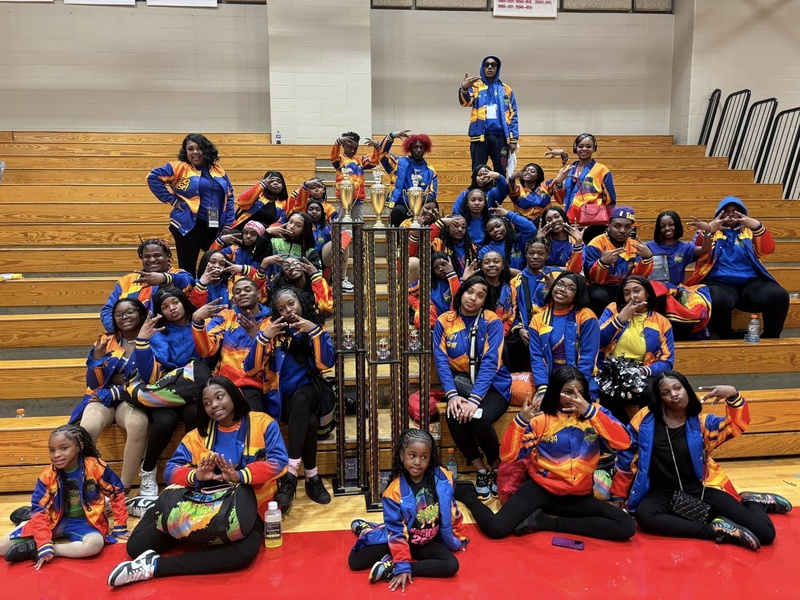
top-left (575, 203), bottom-right (609, 226)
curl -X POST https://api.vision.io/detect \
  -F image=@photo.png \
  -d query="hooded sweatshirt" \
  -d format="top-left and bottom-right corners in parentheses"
top-left (458, 55), bottom-right (519, 144)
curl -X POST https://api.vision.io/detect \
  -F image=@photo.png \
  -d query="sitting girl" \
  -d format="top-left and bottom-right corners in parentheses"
top-left (263, 212), bottom-right (323, 278)
top-left (348, 429), bottom-right (467, 591)
top-left (464, 250), bottom-right (517, 337)
top-left (477, 206), bottom-right (537, 272)
top-left (452, 164), bottom-right (509, 215)
top-left (409, 252), bottom-right (460, 330)
top-left (268, 257), bottom-right (334, 321)
top-left (233, 170), bottom-right (289, 230)
top-left (539, 205), bottom-right (585, 271)
top-left (2, 424), bottom-right (128, 568)
top-left (306, 199), bottom-right (352, 291)
top-left (457, 188), bottom-right (492, 248)
top-left (431, 216), bottom-right (478, 278)
top-left (508, 162), bottom-right (556, 221)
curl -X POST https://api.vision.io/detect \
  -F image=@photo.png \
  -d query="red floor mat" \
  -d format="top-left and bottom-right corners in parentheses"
top-left (3, 517), bottom-right (796, 599)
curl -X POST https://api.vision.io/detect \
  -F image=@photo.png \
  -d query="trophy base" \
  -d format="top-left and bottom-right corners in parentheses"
top-left (372, 218), bottom-right (385, 228)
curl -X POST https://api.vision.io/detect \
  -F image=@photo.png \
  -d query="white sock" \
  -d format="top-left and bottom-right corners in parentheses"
top-left (288, 458), bottom-right (301, 475)
top-left (305, 467), bottom-right (319, 478)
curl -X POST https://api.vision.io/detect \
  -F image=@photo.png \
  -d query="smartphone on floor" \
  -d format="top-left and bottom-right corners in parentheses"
top-left (552, 536), bottom-right (584, 551)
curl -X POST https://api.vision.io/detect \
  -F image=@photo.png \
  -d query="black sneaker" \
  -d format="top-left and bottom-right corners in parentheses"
top-left (710, 517), bottom-right (761, 551)
top-left (369, 553), bottom-right (395, 583)
top-left (739, 491), bottom-right (793, 514)
top-left (275, 473), bottom-right (298, 511)
top-left (454, 480), bottom-right (478, 503)
top-left (5, 539), bottom-right (37, 563)
top-left (514, 508), bottom-right (543, 537)
top-left (475, 471), bottom-right (491, 500)
top-left (490, 470), bottom-right (499, 498)
top-left (350, 518), bottom-right (377, 537)
top-left (9, 506), bottom-right (31, 525)
top-left (305, 475), bottom-right (332, 505)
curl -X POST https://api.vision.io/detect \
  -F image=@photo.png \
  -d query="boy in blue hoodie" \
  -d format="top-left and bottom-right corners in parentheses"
top-left (459, 56), bottom-right (519, 174)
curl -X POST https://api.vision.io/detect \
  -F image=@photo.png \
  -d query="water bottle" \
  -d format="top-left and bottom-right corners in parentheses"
top-left (264, 501), bottom-right (282, 548)
top-left (0, 273), bottom-right (22, 282)
top-left (16, 408), bottom-right (25, 418)
top-left (745, 314), bottom-right (761, 343)
top-left (275, 131), bottom-right (282, 145)
top-left (445, 448), bottom-right (458, 481)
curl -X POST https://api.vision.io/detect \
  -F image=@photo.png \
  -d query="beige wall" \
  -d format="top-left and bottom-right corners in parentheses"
top-left (669, 0), bottom-right (695, 144)
top-left (371, 9), bottom-right (675, 136)
top-left (0, 2), bottom-right (270, 132)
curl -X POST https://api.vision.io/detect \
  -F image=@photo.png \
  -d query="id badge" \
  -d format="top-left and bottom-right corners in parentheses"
top-left (486, 104), bottom-right (498, 120)
top-left (208, 207), bottom-right (220, 228)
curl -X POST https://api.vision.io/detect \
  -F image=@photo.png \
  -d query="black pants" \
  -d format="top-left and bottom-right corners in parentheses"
top-left (348, 540), bottom-right (459, 578)
top-left (445, 388), bottom-right (508, 466)
top-left (281, 383), bottom-right (322, 469)
top-left (705, 278), bottom-right (789, 339)
top-left (127, 507), bottom-right (263, 577)
top-left (390, 204), bottom-right (410, 228)
top-left (506, 330), bottom-right (531, 373)
top-left (587, 283), bottom-right (622, 318)
top-left (599, 376), bottom-right (653, 425)
top-left (634, 487), bottom-right (775, 545)
top-left (458, 477), bottom-right (636, 541)
top-left (241, 386), bottom-right (265, 414)
top-left (470, 134), bottom-right (508, 174)
top-left (127, 403), bottom-right (197, 473)
top-left (169, 220), bottom-right (219, 278)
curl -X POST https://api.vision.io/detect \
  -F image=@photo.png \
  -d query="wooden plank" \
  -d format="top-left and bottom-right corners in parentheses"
top-left (0, 247), bottom-right (143, 273)
top-left (0, 132), bottom-right (12, 143)
top-left (712, 432), bottom-right (800, 459)
top-left (1, 168), bottom-right (310, 185)
top-left (0, 313), bottom-right (101, 349)
top-left (382, 134), bottom-right (677, 147)
top-left (12, 132), bottom-right (272, 145)
top-left (673, 339), bottom-right (800, 375)
top-left (0, 360), bottom-right (86, 400)
top-left (5, 223), bottom-right (168, 246)
top-left (0, 277), bottom-right (115, 307)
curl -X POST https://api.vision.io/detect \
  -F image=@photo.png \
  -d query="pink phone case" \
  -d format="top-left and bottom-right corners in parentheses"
top-left (552, 536), bottom-right (584, 551)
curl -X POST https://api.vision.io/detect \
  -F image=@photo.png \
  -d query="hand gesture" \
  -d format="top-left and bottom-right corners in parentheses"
top-left (300, 258), bottom-right (318, 275)
top-left (543, 270), bottom-right (559, 289)
top-left (630, 240), bottom-right (652, 258)
top-left (267, 223), bottom-right (291, 238)
top-left (510, 169), bottom-right (524, 182)
top-left (707, 217), bottom-right (725, 234)
top-left (565, 224), bottom-right (586, 244)
top-left (215, 454), bottom-right (240, 483)
top-left (489, 206), bottom-right (509, 218)
top-left (519, 394), bottom-right (540, 422)
top-left (262, 316), bottom-right (287, 339)
top-left (133, 270), bottom-right (167, 287)
top-left (462, 259), bottom-right (480, 280)
top-left (236, 309), bottom-right (260, 339)
top-left (599, 247), bottom-right (624, 266)
top-left (192, 298), bottom-right (225, 323)
top-left (199, 261), bottom-right (224, 285)
top-left (554, 161), bottom-right (574, 184)
top-left (288, 312), bottom-right (316, 334)
top-left (393, 130), bottom-right (412, 140)
top-left (219, 233), bottom-right (242, 247)
top-left (137, 314), bottom-right (164, 340)
top-left (195, 451), bottom-right (218, 482)
top-left (617, 297), bottom-right (647, 324)
top-left (221, 258), bottom-right (244, 276)
top-left (260, 254), bottom-right (288, 270)
top-left (442, 255), bottom-right (455, 274)
top-left (734, 211), bottom-right (760, 231)
top-left (545, 147), bottom-right (570, 163)
top-left (561, 389), bottom-right (590, 415)
top-left (363, 138), bottom-right (379, 148)
top-left (92, 334), bottom-right (111, 360)
top-left (486, 170), bottom-right (501, 181)
top-left (461, 72), bottom-right (481, 90)
top-left (389, 572), bottom-right (413, 592)
top-left (688, 216), bottom-right (711, 233)
top-left (35, 554), bottom-right (53, 571)
top-left (698, 385), bottom-right (738, 405)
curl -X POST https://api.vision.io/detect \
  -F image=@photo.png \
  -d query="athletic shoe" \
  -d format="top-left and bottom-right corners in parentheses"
top-left (454, 480), bottom-right (478, 503)
top-left (275, 473), bottom-right (298, 511)
top-left (350, 518), bottom-right (377, 537)
top-left (710, 517), bottom-right (761, 551)
top-left (475, 471), bottom-right (491, 500)
top-left (739, 491), bottom-right (793, 514)
top-left (341, 277), bottom-right (355, 293)
top-left (4, 539), bottom-right (37, 563)
top-left (368, 554), bottom-right (394, 583)
top-left (513, 508), bottom-right (543, 537)
top-left (305, 475), bottom-right (332, 505)
top-left (138, 467), bottom-right (158, 497)
top-left (107, 550), bottom-right (159, 587)
top-left (9, 506), bottom-right (31, 525)
top-left (490, 469), bottom-right (499, 498)
top-left (126, 496), bottom-right (156, 518)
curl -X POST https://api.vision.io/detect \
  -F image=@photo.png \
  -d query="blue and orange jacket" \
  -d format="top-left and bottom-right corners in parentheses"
top-left (147, 161), bottom-right (235, 236)
top-left (232, 182), bottom-right (287, 230)
top-left (510, 266), bottom-right (566, 334)
top-left (188, 267), bottom-right (268, 309)
top-left (528, 306), bottom-right (600, 396)
top-left (477, 210), bottom-right (537, 270)
top-left (352, 467), bottom-right (468, 576)
top-left (330, 140), bottom-right (383, 201)
top-left (585, 235), bottom-right (653, 285)
top-left (611, 395), bottom-right (749, 511)
top-left (221, 244), bottom-right (261, 270)
top-left (547, 238), bottom-right (585, 271)
top-left (598, 306), bottom-right (674, 377)
top-left (20, 457), bottom-right (128, 560)
top-left (486, 281), bottom-right (516, 337)
top-left (100, 268), bottom-right (194, 333)
top-left (133, 322), bottom-right (200, 384)
top-left (509, 179), bottom-right (555, 221)
top-left (409, 270), bottom-right (461, 330)
top-left (458, 55), bottom-right (518, 144)
top-left (501, 404), bottom-right (630, 496)
top-left (266, 272), bottom-right (333, 319)
top-left (433, 310), bottom-right (512, 407)
top-left (389, 157), bottom-right (438, 210)
top-left (285, 185), bottom-right (339, 222)
top-left (244, 323), bottom-right (335, 418)
top-left (552, 160), bottom-right (615, 221)
top-left (193, 304), bottom-right (271, 391)
top-left (165, 412), bottom-right (288, 516)
top-left (69, 334), bottom-right (141, 424)
top-left (452, 176), bottom-right (510, 214)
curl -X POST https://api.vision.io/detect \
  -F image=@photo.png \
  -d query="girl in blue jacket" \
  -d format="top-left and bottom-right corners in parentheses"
top-left (478, 206), bottom-right (537, 271)
top-left (348, 429), bottom-right (467, 591)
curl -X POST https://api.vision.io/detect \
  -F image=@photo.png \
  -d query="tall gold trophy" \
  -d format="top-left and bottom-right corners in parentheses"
top-left (337, 168), bottom-right (355, 223)
top-left (405, 174), bottom-right (425, 228)
top-left (369, 166), bottom-right (388, 228)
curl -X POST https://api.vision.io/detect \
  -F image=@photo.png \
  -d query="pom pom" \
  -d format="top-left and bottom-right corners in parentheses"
top-left (597, 355), bottom-right (647, 404)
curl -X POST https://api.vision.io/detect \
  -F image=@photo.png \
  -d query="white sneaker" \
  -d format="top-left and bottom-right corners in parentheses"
top-left (126, 496), bottom-right (156, 518)
top-left (341, 277), bottom-right (355, 293)
top-left (107, 549), bottom-right (159, 587)
top-left (139, 467), bottom-right (158, 497)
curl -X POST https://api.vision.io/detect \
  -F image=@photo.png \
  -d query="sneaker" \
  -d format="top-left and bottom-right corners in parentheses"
top-left (107, 549), bottom-right (159, 587)
top-left (275, 473), bottom-right (298, 511)
top-left (739, 491), bottom-right (793, 514)
top-left (710, 517), bottom-right (761, 551)
top-left (4, 539), bottom-right (37, 563)
top-left (454, 480), bottom-right (478, 503)
top-left (305, 474), bottom-right (332, 505)
top-left (9, 506), bottom-right (31, 525)
top-left (138, 466), bottom-right (159, 497)
top-left (341, 277), bottom-right (355, 293)
top-left (350, 518), bottom-right (377, 537)
top-left (126, 496), bottom-right (156, 518)
top-left (368, 553), bottom-right (394, 583)
top-left (490, 470), bottom-right (498, 498)
top-left (513, 508), bottom-right (543, 537)
top-left (475, 471), bottom-right (491, 500)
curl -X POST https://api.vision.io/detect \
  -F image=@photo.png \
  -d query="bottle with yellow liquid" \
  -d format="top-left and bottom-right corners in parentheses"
top-left (264, 501), bottom-right (283, 548)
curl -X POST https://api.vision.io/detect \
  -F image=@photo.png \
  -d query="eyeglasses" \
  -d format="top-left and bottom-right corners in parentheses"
top-left (554, 281), bottom-right (578, 293)
top-left (114, 309), bottom-right (139, 319)
top-left (484, 62), bottom-right (498, 68)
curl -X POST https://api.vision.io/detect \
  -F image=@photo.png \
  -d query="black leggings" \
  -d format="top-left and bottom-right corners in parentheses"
top-left (599, 376), bottom-right (653, 425)
top-left (169, 220), bottom-right (219, 279)
top-left (282, 383), bottom-right (321, 468)
top-left (459, 477), bottom-right (636, 541)
top-left (445, 388), bottom-right (508, 467)
top-left (127, 507), bottom-right (262, 577)
top-left (634, 487), bottom-right (775, 545)
top-left (127, 403), bottom-right (197, 473)
top-left (390, 204), bottom-right (410, 228)
top-left (348, 540), bottom-right (459, 578)
top-left (704, 278), bottom-right (789, 339)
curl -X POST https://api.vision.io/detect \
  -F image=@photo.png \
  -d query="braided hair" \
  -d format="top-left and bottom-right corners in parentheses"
top-left (50, 424), bottom-right (101, 460)
top-left (269, 286), bottom-right (323, 361)
top-left (438, 220), bottom-right (478, 278)
top-left (484, 216), bottom-right (515, 266)
top-left (389, 428), bottom-right (441, 503)
top-left (137, 238), bottom-right (172, 261)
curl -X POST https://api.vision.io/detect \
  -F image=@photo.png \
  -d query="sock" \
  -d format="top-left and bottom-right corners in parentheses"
top-left (305, 467), bottom-right (318, 479)
top-left (288, 458), bottom-right (301, 475)
top-left (477, 469), bottom-right (487, 474)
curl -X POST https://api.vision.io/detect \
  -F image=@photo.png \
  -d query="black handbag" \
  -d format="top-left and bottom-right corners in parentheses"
top-left (452, 311), bottom-right (482, 398)
top-left (665, 423), bottom-right (710, 523)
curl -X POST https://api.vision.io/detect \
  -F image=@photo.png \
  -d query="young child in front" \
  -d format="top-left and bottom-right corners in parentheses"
top-left (1, 424), bottom-right (128, 569)
top-left (347, 428), bottom-right (468, 592)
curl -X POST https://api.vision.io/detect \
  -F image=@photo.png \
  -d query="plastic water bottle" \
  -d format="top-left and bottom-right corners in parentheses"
top-left (16, 409), bottom-right (25, 418)
top-left (745, 314), bottom-right (761, 343)
top-left (275, 131), bottom-right (282, 145)
top-left (264, 501), bottom-right (282, 548)
top-left (445, 448), bottom-right (458, 481)
top-left (0, 273), bottom-right (22, 282)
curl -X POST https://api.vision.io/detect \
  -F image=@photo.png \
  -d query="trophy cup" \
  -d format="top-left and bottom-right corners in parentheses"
top-left (369, 166), bottom-right (388, 228)
top-left (405, 174), bottom-right (425, 228)
top-left (337, 168), bottom-right (355, 223)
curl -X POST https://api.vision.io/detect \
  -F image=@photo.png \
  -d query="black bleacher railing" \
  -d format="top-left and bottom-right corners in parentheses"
top-left (756, 107), bottom-right (800, 200)
top-left (698, 88), bottom-right (721, 147)
top-left (731, 98), bottom-right (778, 171)
top-left (709, 89), bottom-right (750, 164)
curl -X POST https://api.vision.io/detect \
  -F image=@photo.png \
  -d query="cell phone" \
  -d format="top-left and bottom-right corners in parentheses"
top-left (472, 408), bottom-right (483, 419)
top-left (552, 536), bottom-right (584, 551)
